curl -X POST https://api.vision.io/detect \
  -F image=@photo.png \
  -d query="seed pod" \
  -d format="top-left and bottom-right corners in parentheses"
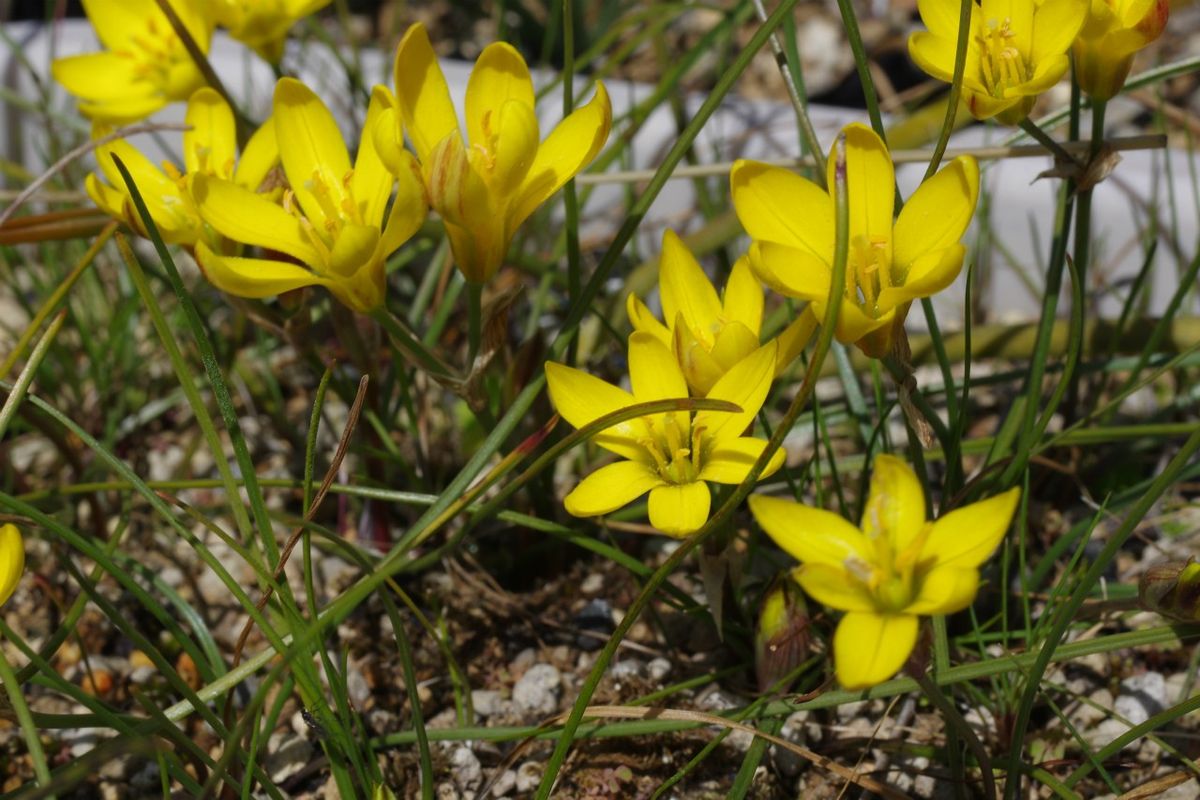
top-left (755, 579), bottom-right (811, 693)
top-left (1138, 560), bottom-right (1200, 622)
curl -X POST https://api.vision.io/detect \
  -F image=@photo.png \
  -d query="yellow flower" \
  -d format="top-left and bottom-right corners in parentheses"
top-left (87, 87), bottom-right (278, 247)
top-left (546, 334), bottom-right (785, 538)
top-left (627, 230), bottom-right (817, 396)
top-left (211, 0), bottom-right (332, 64)
top-left (51, 0), bottom-right (213, 123)
top-left (192, 78), bottom-right (427, 312)
top-left (0, 524), bottom-right (24, 608)
top-left (749, 455), bottom-right (1020, 689)
top-left (1073, 0), bottom-right (1169, 101)
top-left (908, 0), bottom-right (1088, 124)
top-left (376, 22), bottom-right (612, 283)
top-left (731, 123), bottom-right (979, 359)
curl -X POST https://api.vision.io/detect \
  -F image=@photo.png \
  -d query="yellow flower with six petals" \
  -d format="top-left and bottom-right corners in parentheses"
top-left (0, 524), bottom-right (24, 608)
top-left (731, 123), bottom-right (979, 358)
top-left (211, 0), bottom-right (333, 64)
top-left (547, 334), bottom-right (785, 537)
top-left (628, 230), bottom-right (817, 396)
top-left (1073, 0), bottom-right (1169, 101)
top-left (908, 0), bottom-right (1088, 124)
top-left (750, 454), bottom-right (1020, 689)
top-left (192, 78), bottom-right (427, 312)
top-left (52, 0), bottom-right (213, 123)
top-left (376, 22), bottom-right (612, 283)
top-left (87, 87), bottom-right (278, 247)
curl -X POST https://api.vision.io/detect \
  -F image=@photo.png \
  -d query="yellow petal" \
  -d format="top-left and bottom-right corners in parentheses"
top-left (0, 524), bottom-right (24, 608)
top-left (353, 87), bottom-right (398, 228)
top-left (393, 22), bottom-right (461, 163)
top-left (273, 77), bottom-right (352, 227)
top-left (721, 255), bottom-right (764, 336)
top-left (861, 454), bottom-right (928, 554)
top-left (489, 99), bottom-right (539, 198)
top-left (648, 481), bottom-right (711, 537)
top-left (659, 229), bottom-right (721, 336)
top-left (191, 174), bottom-right (322, 266)
top-left (328, 255), bottom-right (386, 313)
top-left (917, 0), bottom-right (971, 38)
top-left (425, 134), bottom-right (504, 282)
top-left (793, 563), bottom-right (875, 612)
top-left (906, 566), bottom-right (981, 615)
top-left (907, 32), bottom-right (955, 83)
top-left (878, 245), bottom-right (966, 310)
top-left (377, 149), bottom-right (429, 257)
top-left (1014, 54), bottom-right (1071, 98)
top-left (82, 94), bottom-right (174, 125)
top-left (327, 223), bottom-right (380, 279)
top-left (544, 361), bottom-right (646, 462)
top-left (827, 123), bottom-right (893, 256)
top-left (511, 82), bottom-right (611, 228)
top-left (85, 173), bottom-right (128, 221)
top-left (564, 460), bottom-right (664, 517)
top-left (964, 87), bottom-right (1026, 122)
top-left (730, 160), bottom-right (834, 261)
top-left (747, 494), bottom-right (873, 567)
top-left (920, 487), bottom-right (1021, 569)
top-left (184, 88), bottom-right (237, 178)
top-left (51, 52), bottom-right (141, 101)
top-left (464, 41), bottom-right (536, 152)
top-left (839, 302), bottom-right (894, 349)
top-left (81, 0), bottom-right (156, 51)
top-left (773, 308), bottom-right (818, 373)
top-left (675, 321), bottom-right (725, 396)
top-left (698, 437), bottom-right (785, 483)
top-left (234, 115), bottom-right (279, 190)
top-left (709, 321), bottom-right (760, 373)
top-left (833, 612), bottom-right (918, 689)
top-left (628, 331), bottom-right (689, 402)
top-left (1031, 0), bottom-right (1090, 64)
top-left (893, 156), bottom-right (978, 274)
top-left (195, 242), bottom-right (329, 299)
top-left (748, 242), bottom-right (831, 302)
top-left (698, 341), bottom-right (777, 442)
top-left (626, 294), bottom-right (673, 349)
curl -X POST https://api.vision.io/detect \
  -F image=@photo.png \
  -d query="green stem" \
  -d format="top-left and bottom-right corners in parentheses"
top-left (0, 644), bottom-right (52, 792)
top-left (466, 282), bottom-right (483, 366)
top-left (1018, 117), bottom-right (1081, 168)
top-left (922, 0), bottom-right (973, 179)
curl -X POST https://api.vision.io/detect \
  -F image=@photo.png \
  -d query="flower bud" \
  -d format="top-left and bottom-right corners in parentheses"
top-left (755, 580), bottom-right (811, 693)
top-left (1138, 560), bottom-right (1200, 622)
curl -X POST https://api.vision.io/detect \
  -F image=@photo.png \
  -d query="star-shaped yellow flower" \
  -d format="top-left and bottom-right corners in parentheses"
top-left (731, 123), bottom-right (979, 358)
top-left (87, 87), bottom-right (278, 247)
top-left (628, 230), bottom-right (816, 396)
top-left (908, 0), bottom-right (1088, 124)
top-left (0, 524), bottom-right (24, 608)
top-left (192, 78), bottom-right (427, 312)
top-left (374, 22), bottom-right (612, 283)
top-left (52, 0), bottom-right (213, 123)
top-left (1073, 0), bottom-right (1169, 101)
top-left (211, 0), bottom-right (333, 64)
top-left (547, 334), bottom-right (785, 537)
top-left (750, 455), bottom-right (1020, 689)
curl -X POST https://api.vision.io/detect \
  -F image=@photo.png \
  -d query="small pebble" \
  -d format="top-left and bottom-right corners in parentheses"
top-left (515, 761), bottom-right (542, 793)
top-left (490, 769), bottom-right (516, 797)
top-left (513, 663), bottom-right (561, 716)
top-left (450, 746), bottom-right (482, 792)
top-left (471, 689), bottom-right (504, 718)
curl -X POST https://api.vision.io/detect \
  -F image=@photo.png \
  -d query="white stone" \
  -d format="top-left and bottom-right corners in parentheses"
top-left (512, 663), bottom-right (561, 717)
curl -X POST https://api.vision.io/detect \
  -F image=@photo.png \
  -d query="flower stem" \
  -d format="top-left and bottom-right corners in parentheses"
top-left (466, 281), bottom-right (483, 365)
top-left (1064, 100), bottom-right (1108, 419)
top-left (1018, 117), bottom-right (1081, 168)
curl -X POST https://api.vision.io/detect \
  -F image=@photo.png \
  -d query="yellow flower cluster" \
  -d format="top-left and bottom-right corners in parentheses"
top-left (908, 0), bottom-right (1168, 122)
top-left (52, 0), bottom-right (334, 123)
top-left (64, 17), bottom-right (612, 312)
top-left (548, 123), bottom-right (1018, 688)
